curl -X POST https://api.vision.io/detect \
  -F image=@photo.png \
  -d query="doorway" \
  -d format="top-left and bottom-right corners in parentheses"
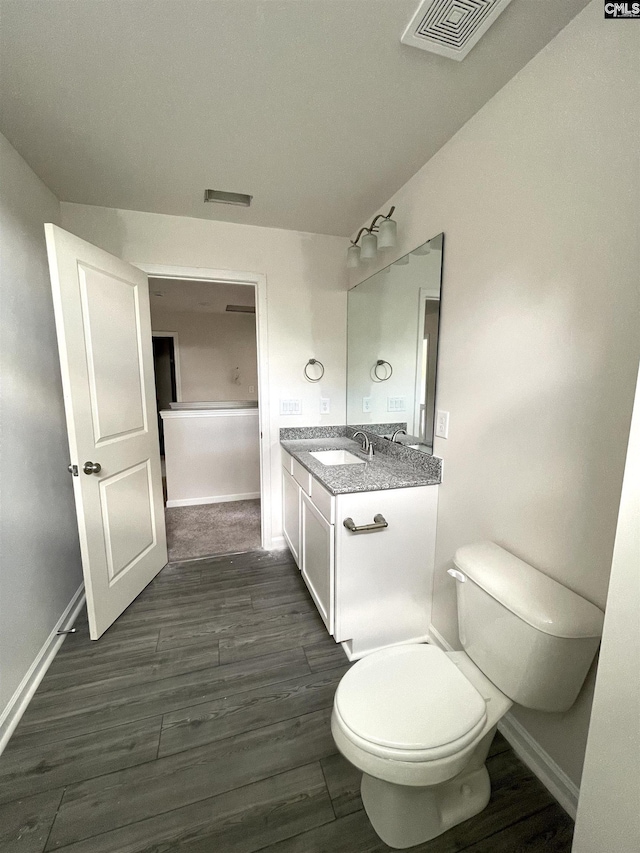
top-left (145, 272), bottom-right (267, 562)
top-left (152, 333), bottom-right (178, 458)
top-left (420, 300), bottom-right (440, 447)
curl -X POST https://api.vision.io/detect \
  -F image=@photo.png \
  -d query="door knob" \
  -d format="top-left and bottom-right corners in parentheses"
top-left (83, 461), bottom-right (101, 475)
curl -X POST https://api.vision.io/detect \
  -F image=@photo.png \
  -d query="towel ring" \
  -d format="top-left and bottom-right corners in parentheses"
top-left (304, 358), bottom-right (325, 382)
top-left (373, 359), bottom-right (393, 381)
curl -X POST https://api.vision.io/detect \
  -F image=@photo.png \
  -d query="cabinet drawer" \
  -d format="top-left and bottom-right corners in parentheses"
top-left (310, 477), bottom-right (334, 524)
top-left (292, 458), bottom-right (312, 495)
top-left (281, 448), bottom-right (293, 475)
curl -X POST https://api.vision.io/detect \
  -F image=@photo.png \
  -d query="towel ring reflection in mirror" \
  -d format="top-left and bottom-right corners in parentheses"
top-left (373, 359), bottom-right (393, 382)
top-left (304, 359), bottom-right (325, 382)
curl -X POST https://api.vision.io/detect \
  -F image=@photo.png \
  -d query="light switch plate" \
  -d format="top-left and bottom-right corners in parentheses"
top-left (362, 396), bottom-right (372, 413)
top-left (387, 397), bottom-right (406, 413)
top-left (320, 398), bottom-right (330, 414)
top-left (280, 398), bottom-right (302, 415)
top-left (436, 410), bottom-right (449, 438)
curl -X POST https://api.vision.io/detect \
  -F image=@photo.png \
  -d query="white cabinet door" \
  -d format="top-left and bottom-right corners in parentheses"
top-left (334, 485), bottom-right (437, 653)
top-left (301, 491), bottom-right (334, 634)
top-left (282, 466), bottom-right (301, 567)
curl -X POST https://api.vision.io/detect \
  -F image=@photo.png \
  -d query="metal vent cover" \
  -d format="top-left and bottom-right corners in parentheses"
top-left (226, 304), bottom-right (255, 314)
top-left (401, 0), bottom-right (514, 61)
top-left (204, 189), bottom-right (252, 206)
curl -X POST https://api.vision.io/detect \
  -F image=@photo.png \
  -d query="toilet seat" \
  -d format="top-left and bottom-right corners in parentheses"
top-left (334, 644), bottom-right (487, 763)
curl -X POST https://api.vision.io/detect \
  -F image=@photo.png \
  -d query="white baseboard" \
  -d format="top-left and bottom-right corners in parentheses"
top-left (498, 711), bottom-right (579, 819)
top-left (268, 536), bottom-right (287, 551)
top-left (0, 584), bottom-right (85, 755)
top-left (427, 623), bottom-right (579, 819)
top-left (166, 492), bottom-right (260, 508)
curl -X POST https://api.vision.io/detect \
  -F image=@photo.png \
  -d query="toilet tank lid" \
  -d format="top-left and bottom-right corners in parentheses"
top-left (453, 542), bottom-right (604, 639)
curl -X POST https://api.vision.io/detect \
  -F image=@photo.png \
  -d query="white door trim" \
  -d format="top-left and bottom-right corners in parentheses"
top-left (152, 330), bottom-right (182, 402)
top-left (135, 264), bottom-right (273, 550)
top-left (412, 288), bottom-right (429, 437)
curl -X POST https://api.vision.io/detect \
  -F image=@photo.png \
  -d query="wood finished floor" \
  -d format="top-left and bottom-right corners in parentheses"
top-left (1, 549), bottom-right (574, 853)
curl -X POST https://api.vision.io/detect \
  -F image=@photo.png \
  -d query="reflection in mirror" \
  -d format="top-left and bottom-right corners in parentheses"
top-left (346, 234), bottom-right (444, 454)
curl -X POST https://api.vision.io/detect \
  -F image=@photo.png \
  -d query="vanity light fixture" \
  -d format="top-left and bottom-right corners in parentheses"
top-left (360, 231), bottom-right (378, 261)
top-left (347, 206), bottom-right (397, 268)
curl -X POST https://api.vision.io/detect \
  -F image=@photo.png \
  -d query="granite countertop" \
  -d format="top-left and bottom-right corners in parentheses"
top-left (280, 436), bottom-right (440, 495)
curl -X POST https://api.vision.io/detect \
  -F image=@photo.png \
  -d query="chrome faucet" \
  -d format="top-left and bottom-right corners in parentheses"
top-left (352, 430), bottom-right (374, 459)
top-left (390, 429), bottom-right (407, 443)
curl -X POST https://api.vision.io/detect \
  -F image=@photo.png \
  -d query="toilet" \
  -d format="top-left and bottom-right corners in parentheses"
top-left (331, 541), bottom-right (604, 849)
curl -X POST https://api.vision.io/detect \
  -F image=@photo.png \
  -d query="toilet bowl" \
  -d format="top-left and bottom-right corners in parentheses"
top-left (331, 541), bottom-right (605, 849)
top-left (331, 643), bottom-right (512, 849)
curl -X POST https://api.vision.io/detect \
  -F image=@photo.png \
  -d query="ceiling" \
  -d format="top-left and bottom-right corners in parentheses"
top-left (0, 0), bottom-right (589, 237)
top-left (149, 278), bottom-right (255, 315)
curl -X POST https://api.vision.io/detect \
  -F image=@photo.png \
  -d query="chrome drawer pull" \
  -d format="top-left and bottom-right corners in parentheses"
top-left (343, 514), bottom-right (388, 534)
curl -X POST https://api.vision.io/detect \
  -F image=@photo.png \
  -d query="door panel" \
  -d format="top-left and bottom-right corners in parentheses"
top-left (79, 264), bottom-right (146, 443)
top-left (46, 224), bottom-right (168, 639)
top-left (100, 461), bottom-right (156, 583)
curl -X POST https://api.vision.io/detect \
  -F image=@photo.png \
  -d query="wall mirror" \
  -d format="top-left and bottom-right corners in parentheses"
top-left (346, 234), bottom-right (444, 454)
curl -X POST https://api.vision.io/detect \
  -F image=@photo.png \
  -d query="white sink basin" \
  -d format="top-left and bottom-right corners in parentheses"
top-left (309, 449), bottom-right (365, 466)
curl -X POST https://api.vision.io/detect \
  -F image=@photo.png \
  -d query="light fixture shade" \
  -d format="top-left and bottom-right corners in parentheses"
top-left (347, 244), bottom-right (361, 268)
top-left (361, 231), bottom-right (378, 260)
top-left (394, 253), bottom-right (410, 266)
top-left (377, 217), bottom-right (397, 249)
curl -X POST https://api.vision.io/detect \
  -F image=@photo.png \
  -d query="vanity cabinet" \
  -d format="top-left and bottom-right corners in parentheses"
top-left (281, 449), bottom-right (438, 660)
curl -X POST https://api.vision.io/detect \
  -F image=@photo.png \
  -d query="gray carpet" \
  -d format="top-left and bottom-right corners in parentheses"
top-left (165, 499), bottom-right (261, 561)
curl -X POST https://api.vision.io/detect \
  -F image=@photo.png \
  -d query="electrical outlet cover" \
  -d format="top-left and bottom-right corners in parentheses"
top-left (435, 410), bottom-right (449, 438)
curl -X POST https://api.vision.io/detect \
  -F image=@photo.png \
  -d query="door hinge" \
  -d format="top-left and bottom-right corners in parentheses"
top-left (68, 464), bottom-right (79, 477)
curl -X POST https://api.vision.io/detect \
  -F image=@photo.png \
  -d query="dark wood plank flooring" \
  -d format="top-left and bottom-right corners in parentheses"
top-left (0, 549), bottom-right (574, 852)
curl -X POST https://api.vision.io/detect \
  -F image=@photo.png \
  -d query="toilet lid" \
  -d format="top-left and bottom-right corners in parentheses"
top-left (335, 644), bottom-right (486, 754)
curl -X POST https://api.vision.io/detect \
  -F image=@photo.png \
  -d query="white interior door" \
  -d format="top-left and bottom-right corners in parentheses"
top-left (45, 224), bottom-right (168, 639)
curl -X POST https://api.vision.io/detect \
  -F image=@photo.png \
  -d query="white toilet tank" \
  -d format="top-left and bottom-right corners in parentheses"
top-left (452, 542), bottom-right (604, 713)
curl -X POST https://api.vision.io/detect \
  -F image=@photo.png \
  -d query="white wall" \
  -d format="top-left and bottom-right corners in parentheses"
top-left (151, 308), bottom-right (258, 402)
top-left (59, 203), bottom-right (349, 543)
top-left (162, 410), bottom-right (260, 507)
top-left (572, 367), bottom-right (640, 852)
top-left (349, 0), bottom-right (639, 790)
top-left (0, 133), bottom-right (83, 738)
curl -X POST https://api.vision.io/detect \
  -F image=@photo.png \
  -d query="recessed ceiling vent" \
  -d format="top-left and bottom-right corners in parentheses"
top-left (204, 189), bottom-right (252, 207)
top-left (401, 0), bottom-right (514, 61)
top-left (226, 304), bottom-right (255, 314)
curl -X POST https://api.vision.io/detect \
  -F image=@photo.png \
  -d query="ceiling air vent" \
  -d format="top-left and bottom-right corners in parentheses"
top-left (401, 0), bottom-right (514, 61)
top-left (226, 304), bottom-right (255, 314)
top-left (204, 189), bottom-right (252, 207)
